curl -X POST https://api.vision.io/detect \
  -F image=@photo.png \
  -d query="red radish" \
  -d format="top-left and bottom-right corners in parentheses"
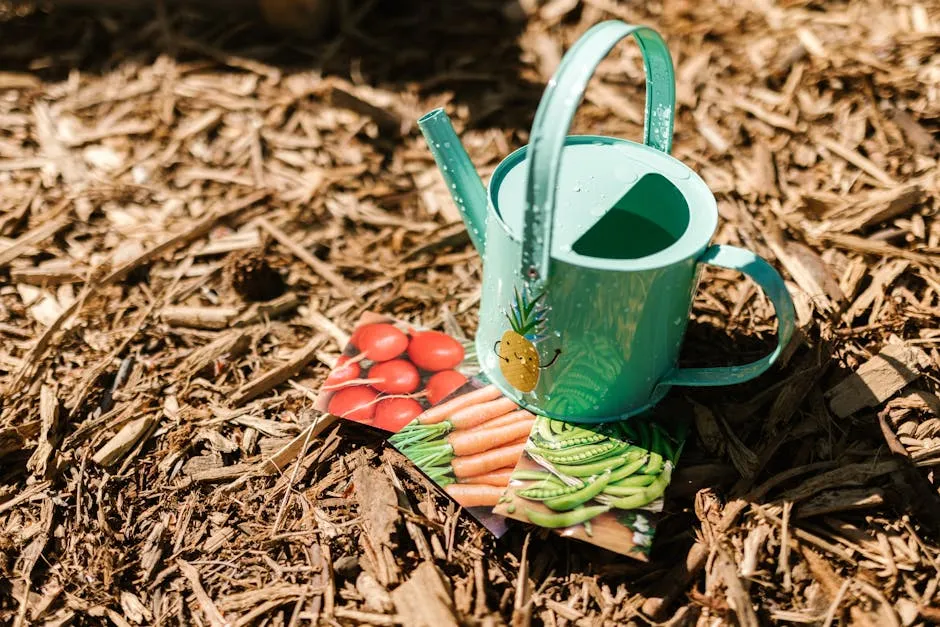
top-left (425, 370), bottom-right (468, 405)
top-left (325, 355), bottom-right (360, 387)
top-left (368, 359), bottom-right (420, 394)
top-left (373, 397), bottom-right (424, 432)
top-left (328, 385), bottom-right (379, 423)
top-left (407, 330), bottom-right (464, 371)
top-left (349, 325), bottom-right (363, 349)
top-left (353, 323), bottom-right (408, 361)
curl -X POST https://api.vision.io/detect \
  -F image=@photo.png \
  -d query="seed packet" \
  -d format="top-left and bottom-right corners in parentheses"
top-left (314, 311), bottom-right (529, 537)
top-left (314, 311), bottom-right (688, 554)
top-left (491, 413), bottom-right (688, 560)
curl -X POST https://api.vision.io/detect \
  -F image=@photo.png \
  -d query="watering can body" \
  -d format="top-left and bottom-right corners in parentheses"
top-left (419, 21), bottom-right (796, 423)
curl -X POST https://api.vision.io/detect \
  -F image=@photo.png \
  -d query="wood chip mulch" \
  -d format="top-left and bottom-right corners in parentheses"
top-left (1, 1), bottom-right (939, 625)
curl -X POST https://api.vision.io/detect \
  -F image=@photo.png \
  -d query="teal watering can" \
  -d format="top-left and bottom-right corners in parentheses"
top-left (418, 20), bottom-right (796, 424)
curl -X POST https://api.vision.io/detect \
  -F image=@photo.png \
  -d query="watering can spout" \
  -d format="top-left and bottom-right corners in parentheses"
top-left (417, 108), bottom-right (488, 254)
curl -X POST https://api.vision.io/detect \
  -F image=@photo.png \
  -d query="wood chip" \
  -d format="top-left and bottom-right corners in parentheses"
top-left (765, 227), bottom-right (844, 312)
top-left (177, 559), bottom-right (230, 627)
top-left (795, 488), bottom-right (886, 519)
top-left (391, 562), bottom-right (459, 627)
top-left (230, 335), bottom-right (325, 406)
top-left (826, 342), bottom-right (931, 417)
top-left (91, 414), bottom-right (158, 467)
top-left (717, 549), bottom-right (759, 627)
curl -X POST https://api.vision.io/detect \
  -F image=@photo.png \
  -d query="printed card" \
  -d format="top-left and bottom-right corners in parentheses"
top-left (315, 311), bottom-right (688, 556)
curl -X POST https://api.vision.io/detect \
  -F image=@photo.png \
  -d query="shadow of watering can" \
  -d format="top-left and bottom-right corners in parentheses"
top-left (418, 20), bottom-right (796, 424)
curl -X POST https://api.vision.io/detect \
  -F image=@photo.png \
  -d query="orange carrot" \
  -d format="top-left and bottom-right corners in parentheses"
top-left (448, 396), bottom-right (520, 430)
top-left (444, 483), bottom-right (506, 508)
top-left (448, 418), bottom-right (535, 457)
top-left (465, 408), bottom-right (535, 432)
top-left (450, 440), bottom-right (527, 478)
top-left (457, 466), bottom-right (515, 487)
top-left (416, 384), bottom-right (502, 425)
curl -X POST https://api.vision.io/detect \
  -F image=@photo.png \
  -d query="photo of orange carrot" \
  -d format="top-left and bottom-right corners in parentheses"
top-left (389, 372), bottom-right (534, 510)
top-left (444, 484), bottom-right (506, 508)
top-left (412, 383), bottom-right (502, 425)
top-left (450, 439), bottom-right (528, 478)
top-left (457, 466), bottom-right (515, 487)
top-left (473, 408), bottom-right (535, 431)
top-left (390, 389), bottom-right (531, 450)
top-left (448, 417), bottom-right (536, 457)
top-left (447, 396), bottom-right (519, 429)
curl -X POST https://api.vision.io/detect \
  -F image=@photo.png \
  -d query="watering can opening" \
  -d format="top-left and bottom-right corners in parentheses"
top-left (490, 137), bottom-right (716, 272)
top-left (571, 172), bottom-right (689, 261)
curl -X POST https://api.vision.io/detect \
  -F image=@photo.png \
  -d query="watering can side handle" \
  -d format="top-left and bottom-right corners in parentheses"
top-left (521, 20), bottom-right (677, 285)
top-left (659, 244), bottom-right (797, 389)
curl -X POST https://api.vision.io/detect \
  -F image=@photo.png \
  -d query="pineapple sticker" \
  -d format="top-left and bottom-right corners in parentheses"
top-left (495, 286), bottom-right (561, 393)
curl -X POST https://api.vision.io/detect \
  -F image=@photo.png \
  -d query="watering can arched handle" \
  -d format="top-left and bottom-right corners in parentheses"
top-left (521, 21), bottom-right (676, 285)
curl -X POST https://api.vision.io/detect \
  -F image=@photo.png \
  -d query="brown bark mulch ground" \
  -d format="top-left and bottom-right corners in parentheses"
top-left (1, 0), bottom-right (939, 625)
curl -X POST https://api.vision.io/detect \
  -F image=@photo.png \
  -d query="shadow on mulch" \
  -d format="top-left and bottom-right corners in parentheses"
top-left (0, 0), bottom-right (547, 133)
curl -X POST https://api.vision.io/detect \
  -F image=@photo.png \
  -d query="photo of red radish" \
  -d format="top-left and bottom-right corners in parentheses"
top-left (368, 359), bottom-right (420, 394)
top-left (315, 313), bottom-right (478, 435)
top-left (407, 329), bottom-right (465, 371)
top-left (325, 355), bottom-right (361, 387)
top-left (373, 397), bottom-right (424, 431)
top-left (327, 385), bottom-right (379, 423)
top-left (354, 323), bottom-right (409, 362)
top-left (425, 370), bottom-right (468, 405)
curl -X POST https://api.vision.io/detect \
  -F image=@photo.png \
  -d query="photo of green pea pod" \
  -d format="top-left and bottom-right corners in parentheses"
top-left (493, 412), bottom-right (689, 560)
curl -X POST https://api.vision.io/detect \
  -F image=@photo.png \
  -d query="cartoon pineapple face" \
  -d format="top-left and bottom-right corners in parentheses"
top-left (495, 287), bottom-right (561, 393)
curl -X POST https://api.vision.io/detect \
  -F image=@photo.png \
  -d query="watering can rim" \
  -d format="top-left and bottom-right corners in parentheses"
top-left (487, 133), bottom-right (720, 274)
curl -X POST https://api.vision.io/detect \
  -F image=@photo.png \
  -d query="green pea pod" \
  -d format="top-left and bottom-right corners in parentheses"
top-left (606, 456), bottom-right (648, 483)
top-left (540, 474), bottom-right (577, 488)
top-left (657, 428), bottom-right (676, 463)
top-left (605, 463), bottom-right (672, 510)
top-left (529, 440), bottom-right (627, 465)
top-left (556, 423), bottom-right (610, 440)
top-left (602, 485), bottom-right (646, 497)
top-left (518, 481), bottom-right (583, 502)
top-left (535, 417), bottom-right (555, 442)
top-left (524, 504), bottom-right (611, 529)
top-left (550, 419), bottom-right (571, 435)
top-left (534, 431), bottom-right (609, 450)
top-left (610, 473), bottom-right (657, 488)
top-left (544, 469), bottom-right (612, 511)
top-left (510, 469), bottom-right (553, 482)
top-left (552, 450), bottom-right (644, 478)
top-left (616, 421), bottom-right (639, 443)
top-left (635, 420), bottom-right (651, 452)
top-left (641, 428), bottom-right (664, 475)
